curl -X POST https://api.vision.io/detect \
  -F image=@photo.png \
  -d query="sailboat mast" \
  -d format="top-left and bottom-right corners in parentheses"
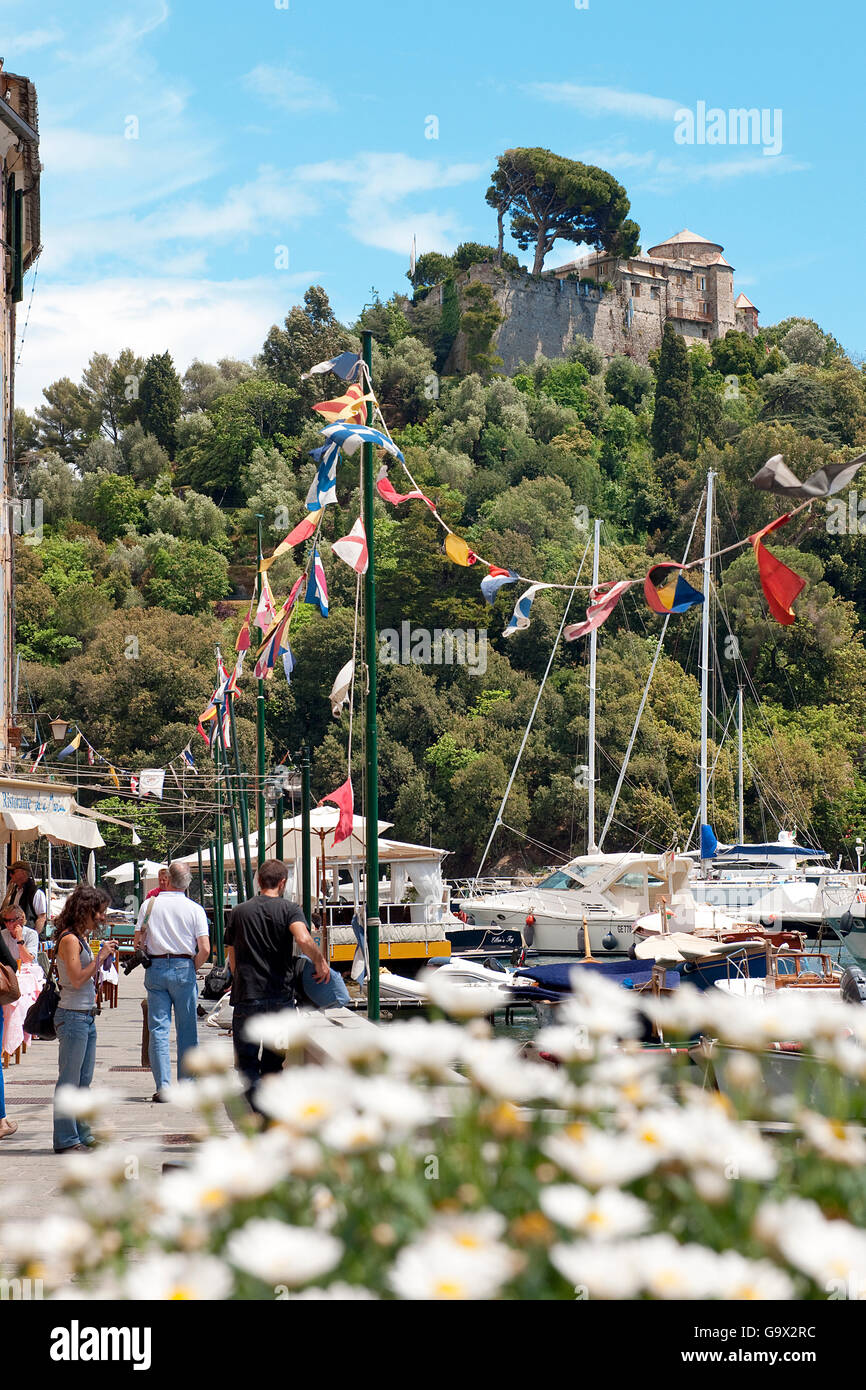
top-left (699, 471), bottom-right (715, 835)
top-left (737, 684), bottom-right (745, 843)
top-left (587, 519), bottom-right (601, 853)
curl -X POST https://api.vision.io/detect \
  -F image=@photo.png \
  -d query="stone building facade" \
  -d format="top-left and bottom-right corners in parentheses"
top-left (0, 66), bottom-right (40, 774)
top-left (444, 229), bottom-right (759, 376)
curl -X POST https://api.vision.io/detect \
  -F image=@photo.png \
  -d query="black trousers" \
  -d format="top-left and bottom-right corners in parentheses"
top-left (232, 996), bottom-right (292, 1109)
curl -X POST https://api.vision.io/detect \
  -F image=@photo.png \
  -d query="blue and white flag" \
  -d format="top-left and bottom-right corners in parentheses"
top-left (304, 547), bottom-right (329, 617)
top-left (503, 583), bottom-right (551, 638)
top-left (301, 352), bottom-right (362, 383)
top-left (481, 568), bottom-right (519, 605)
top-left (321, 421), bottom-right (403, 462)
top-left (305, 439), bottom-right (341, 511)
top-left (182, 745), bottom-right (198, 774)
top-left (282, 644), bottom-right (295, 685)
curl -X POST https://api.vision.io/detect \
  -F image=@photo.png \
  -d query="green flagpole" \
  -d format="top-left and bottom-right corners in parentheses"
top-left (216, 713), bottom-right (244, 906)
top-left (227, 693), bottom-right (254, 898)
top-left (276, 792), bottom-right (284, 861)
top-left (301, 743), bottom-right (312, 926)
top-left (197, 846), bottom-right (205, 907)
top-left (362, 329), bottom-right (380, 1021)
top-left (255, 516), bottom-right (267, 868)
top-left (214, 739), bottom-right (225, 966)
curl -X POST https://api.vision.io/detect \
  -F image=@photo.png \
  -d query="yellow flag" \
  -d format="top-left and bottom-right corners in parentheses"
top-left (445, 533), bottom-right (474, 567)
top-left (108, 765), bottom-right (120, 789)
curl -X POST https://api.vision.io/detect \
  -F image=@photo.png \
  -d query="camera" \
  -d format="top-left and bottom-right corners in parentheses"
top-left (122, 947), bottom-right (152, 976)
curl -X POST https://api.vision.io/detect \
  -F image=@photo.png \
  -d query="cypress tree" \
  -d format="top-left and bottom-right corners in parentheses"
top-left (651, 322), bottom-right (693, 458)
top-left (138, 352), bottom-right (183, 454)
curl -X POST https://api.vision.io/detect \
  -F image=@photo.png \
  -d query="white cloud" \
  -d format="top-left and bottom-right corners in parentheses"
top-left (573, 143), bottom-right (809, 194)
top-left (14, 274), bottom-right (321, 411)
top-left (295, 152), bottom-right (484, 254)
top-left (0, 26), bottom-right (63, 54)
top-left (242, 63), bottom-right (336, 114)
top-left (526, 82), bottom-right (682, 121)
top-left (41, 165), bottom-right (320, 274)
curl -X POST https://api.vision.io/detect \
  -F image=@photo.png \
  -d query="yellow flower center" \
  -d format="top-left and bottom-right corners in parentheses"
top-left (455, 1233), bottom-right (482, 1249)
top-left (200, 1188), bottom-right (227, 1209)
top-left (433, 1279), bottom-right (466, 1299)
top-left (300, 1102), bottom-right (325, 1121)
top-left (169, 1286), bottom-right (193, 1300)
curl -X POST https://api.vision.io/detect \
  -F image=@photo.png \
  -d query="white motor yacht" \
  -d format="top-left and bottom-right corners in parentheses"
top-left (457, 851), bottom-right (694, 954)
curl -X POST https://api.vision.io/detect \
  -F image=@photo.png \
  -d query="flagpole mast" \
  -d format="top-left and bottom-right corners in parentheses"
top-left (255, 515), bottom-right (267, 869)
top-left (587, 518), bottom-right (601, 853)
top-left (699, 470), bottom-right (716, 842)
top-left (227, 694), bottom-right (254, 897)
top-left (738, 684), bottom-right (745, 844)
top-left (362, 329), bottom-right (380, 1022)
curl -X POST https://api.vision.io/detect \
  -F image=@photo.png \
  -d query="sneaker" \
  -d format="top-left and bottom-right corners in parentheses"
top-left (152, 1092), bottom-right (169, 1103)
top-left (0, 1118), bottom-right (18, 1140)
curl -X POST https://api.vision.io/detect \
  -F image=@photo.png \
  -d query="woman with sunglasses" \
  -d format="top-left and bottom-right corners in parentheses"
top-left (52, 885), bottom-right (116, 1153)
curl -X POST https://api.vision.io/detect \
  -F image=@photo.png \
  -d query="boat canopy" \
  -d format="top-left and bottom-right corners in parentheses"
top-left (714, 844), bottom-right (829, 858)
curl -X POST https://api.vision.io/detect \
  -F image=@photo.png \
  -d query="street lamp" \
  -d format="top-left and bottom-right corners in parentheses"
top-left (856, 837), bottom-right (864, 876)
top-left (49, 716), bottom-right (69, 742)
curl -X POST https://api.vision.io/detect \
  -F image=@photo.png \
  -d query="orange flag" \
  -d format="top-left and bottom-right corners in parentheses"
top-left (749, 514), bottom-right (805, 626)
top-left (312, 384), bottom-right (371, 424)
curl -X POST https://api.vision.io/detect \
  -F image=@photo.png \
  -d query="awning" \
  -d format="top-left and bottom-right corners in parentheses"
top-left (0, 809), bottom-right (105, 850)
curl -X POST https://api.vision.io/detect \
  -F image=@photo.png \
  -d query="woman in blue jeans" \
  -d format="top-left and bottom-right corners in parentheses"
top-left (0, 929), bottom-right (18, 1139)
top-left (53, 885), bottom-right (115, 1153)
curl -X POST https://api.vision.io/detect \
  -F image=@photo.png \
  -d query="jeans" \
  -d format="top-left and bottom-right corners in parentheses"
top-left (144, 957), bottom-right (198, 1092)
top-left (232, 997), bottom-right (291, 1108)
top-left (53, 1008), bottom-right (97, 1151)
top-left (297, 959), bottom-right (350, 1009)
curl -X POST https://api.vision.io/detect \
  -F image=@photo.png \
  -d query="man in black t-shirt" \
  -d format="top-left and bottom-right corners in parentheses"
top-left (224, 858), bottom-right (330, 1105)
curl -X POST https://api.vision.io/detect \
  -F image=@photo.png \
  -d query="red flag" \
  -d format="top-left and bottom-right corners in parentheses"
top-left (312, 383), bottom-right (369, 423)
top-left (322, 777), bottom-right (354, 846)
top-left (749, 514), bottom-right (804, 626)
top-left (376, 466), bottom-right (434, 510)
top-left (332, 518), bottom-right (369, 574)
top-left (236, 618), bottom-right (251, 653)
top-left (564, 580), bottom-right (634, 641)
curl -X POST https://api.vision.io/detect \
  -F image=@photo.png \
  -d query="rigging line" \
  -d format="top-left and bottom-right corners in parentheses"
top-left (712, 577), bottom-right (818, 842)
top-left (617, 592), bottom-right (679, 814)
top-left (598, 491), bottom-right (705, 849)
top-left (474, 535), bottom-right (592, 880)
top-left (497, 824), bottom-right (573, 862)
top-left (683, 703), bottom-right (738, 849)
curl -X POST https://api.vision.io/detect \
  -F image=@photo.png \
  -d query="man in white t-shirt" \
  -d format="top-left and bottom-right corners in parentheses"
top-left (0, 906), bottom-right (39, 964)
top-left (134, 860), bottom-right (210, 1100)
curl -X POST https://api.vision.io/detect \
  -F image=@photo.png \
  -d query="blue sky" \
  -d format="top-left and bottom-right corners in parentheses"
top-left (3, 0), bottom-right (862, 409)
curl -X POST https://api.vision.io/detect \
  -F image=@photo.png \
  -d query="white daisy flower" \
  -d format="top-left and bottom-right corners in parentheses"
top-left (320, 1110), bottom-right (385, 1153)
top-left (534, 1024), bottom-right (596, 1064)
top-left (541, 1184), bottom-right (651, 1241)
top-left (550, 1239), bottom-right (642, 1299)
top-left (797, 1109), bottom-right (866, 1165)
top-left (53, 1085), bottom-right (116, 1119)
top-left (353, 1075), bottom-right (433, 1135)
top-left (543, 1129), bottom-right (661, 1188)
top-left (713, 1250), bottom-right (795, 1301)
top-left (241, 1008), bottom-right (319, 1052)
top-left (256, 1066), bottom-right (352, 1132)
top-left (165, 1073), bottom-right (246, 1109)
top-left (182, 1039), bottom-right (235, 1076)
top-left (389, 1239), bottom-right (513, 1300)
top-left (284, 1282), bottom-right (378, 1300)
top-left (634, 1233), bottom-right (726, 1300)
top-left (424, 972), bottom-right (504, 1020)
top-left (1, 1214), bottom-right (92, 1274)
top-left (226, 1219), bottom-right (343, 1287)
top-left (124, 1252), bottom-right (233, 1301)
top-left (382, 1019), bottom-right (465, 1077)
top-left (462, 1037), bottom-right (567, 1104)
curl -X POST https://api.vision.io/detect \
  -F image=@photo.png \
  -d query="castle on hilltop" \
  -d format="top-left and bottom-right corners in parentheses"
top-left (443, 229), bottom-right (759, 375)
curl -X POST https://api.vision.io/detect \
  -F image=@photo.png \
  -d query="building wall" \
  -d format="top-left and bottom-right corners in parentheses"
top-left (444, 241), bottom-right (757, 375)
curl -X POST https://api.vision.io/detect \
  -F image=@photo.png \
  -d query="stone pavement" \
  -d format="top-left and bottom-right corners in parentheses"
top-left (0, 965), bottom-right (233, 1193)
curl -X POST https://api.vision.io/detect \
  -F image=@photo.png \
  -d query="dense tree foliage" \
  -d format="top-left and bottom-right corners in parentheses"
top-left (14, 215), bottom-right (866, 871)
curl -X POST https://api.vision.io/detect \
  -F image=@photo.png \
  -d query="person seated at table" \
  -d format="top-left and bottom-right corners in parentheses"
top-left (1, 906), bottom-right (39, 965)
top-left (145, 867), bottom-right (169, 901)
top-left (2, 861), bottom-right (47, 938)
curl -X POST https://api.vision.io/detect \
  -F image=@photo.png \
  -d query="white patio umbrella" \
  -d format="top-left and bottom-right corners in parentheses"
top-left (103, 859), bottom-right (165, 884)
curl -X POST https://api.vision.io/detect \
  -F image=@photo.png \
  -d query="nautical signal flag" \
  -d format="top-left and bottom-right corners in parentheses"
top-left (261, 514), bottom-right (319, 569)
top-left (304, 547), bottom-right (329, 617)
top-left (182, 746), bottom-right (198, 774)
top-left (301, 352), bottom-right (362, 383)
top-left (564, 580), bottom-right (635, 642)
top-left (321, 421), bottom-right (403, 461)
top-left (644, 563), bottom-right (704, 615)
top-left (311, 383), bottom-right (371, 424)
top-left (503, 583), bottom-right (551, 637)
top-left (57, 731), bottom-right (82, 760)
top-left (322, 776), bottom-right (354, 846)
top-left (306, 439), bottom-right (341, 511)
top-left (751, 451), bottom-right (866, 500)
top-left (481, 567), bottom-right (519, 605)
top-left (444, 533), bottom-right (477, 567)
top-left (749, 514), bottom-right (805, 625)
top-left (253, 573), bottom-right (278, 632)
top-left (376, 466), bottom-right (434, 510)
top-left (31, 741), bottom-right (47, 771)
top-left (332, 518), bottom-right (368, 574)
